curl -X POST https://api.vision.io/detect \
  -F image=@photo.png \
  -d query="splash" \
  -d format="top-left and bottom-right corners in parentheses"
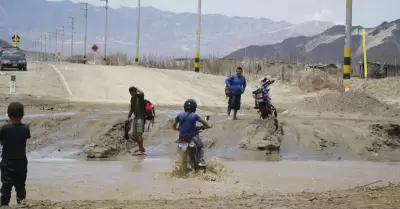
top-left (167, 157), bottom-right (231, 182)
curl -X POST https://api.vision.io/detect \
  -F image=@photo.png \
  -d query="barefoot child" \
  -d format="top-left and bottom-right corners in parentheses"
top-left (0, 102), bottom-right (31, 206)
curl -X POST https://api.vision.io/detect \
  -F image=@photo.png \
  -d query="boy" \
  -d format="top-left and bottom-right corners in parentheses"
top-left (0, 102), bottom-right (31, 206)
top-left (172, 99), bottom-right (211, 167)
top-left (127, 86), bottom-right (146, 155)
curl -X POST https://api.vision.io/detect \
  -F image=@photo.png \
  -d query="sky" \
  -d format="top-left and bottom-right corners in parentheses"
top-left (55, 0), bottom-right (400, 27)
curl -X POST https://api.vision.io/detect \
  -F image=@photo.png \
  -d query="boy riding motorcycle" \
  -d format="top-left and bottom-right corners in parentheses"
top-left (172, 99), bottom-right (211, 167)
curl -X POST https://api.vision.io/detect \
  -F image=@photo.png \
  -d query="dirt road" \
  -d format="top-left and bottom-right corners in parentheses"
top-left (0, 62), bottom-right (400, 208)
top-left (26, 183), bottom-right (400, 209)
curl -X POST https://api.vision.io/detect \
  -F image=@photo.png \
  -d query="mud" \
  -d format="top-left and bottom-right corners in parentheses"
top-left (167, 157), bottom-right (232, 182)
top-left (0, 98), bottom-right (396, 162)
top-left (21, 183), bottom-right (400, 209)
top-left (299, 90), bottom-right (400, 118)
top-left (368, 123), bottom-right (400, 152)
top-left (239, 118), bottom-right (283, 151)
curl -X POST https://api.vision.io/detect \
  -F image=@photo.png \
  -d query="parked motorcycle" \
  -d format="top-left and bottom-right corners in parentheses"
top-left (176, 116), bottom-right (210, 174)
top-left (252, 80), bottom-right (277, 119)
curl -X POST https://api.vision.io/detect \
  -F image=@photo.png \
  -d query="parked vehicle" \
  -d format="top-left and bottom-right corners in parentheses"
top-left (252, 80), bottom-right (277, 119)
top-left (0, 47), bottom-right (27, 71)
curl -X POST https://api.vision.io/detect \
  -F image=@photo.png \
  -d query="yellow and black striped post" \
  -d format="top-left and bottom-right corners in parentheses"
top-left (135, 0), bottom-right (141, 66)
top-left (194, 0), bottom-right (201, 72)
top-left (194, 52), bottom-right (200, 72)
top-left (135, 55), bottom-right (139, 65)
top-left (103, 56), bottom-right (107, 65)
top-left (343, 0), bottom-right (352, 91)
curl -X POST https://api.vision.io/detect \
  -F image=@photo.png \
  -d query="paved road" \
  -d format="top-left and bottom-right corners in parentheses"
top-left (44, 62), bottom-right (254, 107)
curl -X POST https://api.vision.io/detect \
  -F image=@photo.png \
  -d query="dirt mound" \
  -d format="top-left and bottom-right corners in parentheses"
top-left (239, 118), bottom-right (283, 152)
top-left (21, 117), bottom-right (74, 150)
top-left (167, 157), bottom-right (231, 182)
top-left (368, 123), bottom-right (400, 151)
top-left (296, 69), bottom-right (341, 92)
top-left (83, 117), bottom-right (127, 158)
top-left (83, 117), bottom-right (177, 158)
top-left (300, 90), bottom-right (400, 117)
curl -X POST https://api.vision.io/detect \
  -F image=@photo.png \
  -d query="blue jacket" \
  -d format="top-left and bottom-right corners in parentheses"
top-left (225, 74), bottom-right (246, 95)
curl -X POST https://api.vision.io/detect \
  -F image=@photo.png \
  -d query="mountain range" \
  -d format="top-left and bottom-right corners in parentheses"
top-left (0, 0), bottom-right (334, 57)
top-left (226, 19), bottom-right (400, 64)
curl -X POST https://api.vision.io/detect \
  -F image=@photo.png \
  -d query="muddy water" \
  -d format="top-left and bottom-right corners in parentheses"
top-left (18, 107), bottom-right (396, 162)
top-left (26, 158), bottom-right (400, 202)
top-left (2, 108), bottom-right (400, 204)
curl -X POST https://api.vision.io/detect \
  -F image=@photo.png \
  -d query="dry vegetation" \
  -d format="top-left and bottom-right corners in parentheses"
top-left (139, 53), bottom-right (344, 92)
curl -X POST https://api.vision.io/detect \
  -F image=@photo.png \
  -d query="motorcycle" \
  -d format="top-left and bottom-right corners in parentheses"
top-left (176, 116), bottom-right (210, 174)
top-left (252, 80), bottom-right (277, 119)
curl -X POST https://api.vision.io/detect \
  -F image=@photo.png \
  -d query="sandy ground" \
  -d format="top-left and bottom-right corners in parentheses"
top-left (24, 183), bottom-right (400, 209)
top-left (1, 62), bottom-right (400, 207)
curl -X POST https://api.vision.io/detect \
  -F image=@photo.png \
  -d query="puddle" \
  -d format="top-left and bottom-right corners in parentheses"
top-left (23, 158), bottom-right (400, 202)
top-left (0, 112), bottom-right (78, 120)
top-left (279, 134), bottom-right (360, 161)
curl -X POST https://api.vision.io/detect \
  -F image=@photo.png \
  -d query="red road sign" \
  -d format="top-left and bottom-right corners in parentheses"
top-left (92, 44), bottom-right (99, 52)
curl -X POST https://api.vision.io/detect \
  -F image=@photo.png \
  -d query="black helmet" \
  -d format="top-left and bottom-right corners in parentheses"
top-left (184, 99), bottom-right (197, 113)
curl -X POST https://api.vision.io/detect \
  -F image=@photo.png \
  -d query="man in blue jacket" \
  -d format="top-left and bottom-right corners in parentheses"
top-left (225, 66), bottom-right (246, 120)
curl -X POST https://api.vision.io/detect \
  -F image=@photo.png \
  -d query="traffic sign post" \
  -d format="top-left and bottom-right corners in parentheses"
top-left (58, 52), bottom-right (61, 62)
top-left (9, 75), bottom-right (16, 95)
top-left (92, 44), bottom-right (99, 65)
top-left (12, 34), bottom-right (21, 47)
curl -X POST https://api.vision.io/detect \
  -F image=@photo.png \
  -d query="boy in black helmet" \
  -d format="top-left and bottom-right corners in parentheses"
top-left (172, 99), bottom-right (210, 167)
top-left (0, 102), bottom-right (31, 206)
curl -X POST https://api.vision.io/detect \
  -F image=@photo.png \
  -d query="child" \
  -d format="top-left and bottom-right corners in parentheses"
top-left (0, 102), bottom-right (31, 206)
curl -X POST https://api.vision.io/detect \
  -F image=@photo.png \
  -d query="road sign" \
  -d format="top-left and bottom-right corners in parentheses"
top-left (12, 34), bottom-right (20, 46)
top-left (92, 44), bottom-right (99, 52)
top-left (58, 52), bottom-right (61, 56)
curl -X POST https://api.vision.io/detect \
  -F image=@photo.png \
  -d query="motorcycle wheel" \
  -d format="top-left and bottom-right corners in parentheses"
top-left (258, 102), bottom-right (268, 119)
top-left (188, 146), bottom-right (198, 170)
top-left (270, 105), bottom-right (278, 117)
top-left (178, 149), bottom-right (189, 176)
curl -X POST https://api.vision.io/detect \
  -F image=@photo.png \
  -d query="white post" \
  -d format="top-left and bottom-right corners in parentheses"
top-left (93, 51), bottom-right (96, 65)
top-left (9, 75), bottom-right (16, 95)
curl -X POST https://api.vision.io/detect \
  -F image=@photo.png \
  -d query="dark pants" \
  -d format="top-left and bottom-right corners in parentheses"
top-left (0, 159), bottom-right (27, 206)
top-left (177, 135), bottom-right (205, 162)
top-left (193, 135), bottom-right (205, 162)
top-left (228, 94), bottom-right (241, 110)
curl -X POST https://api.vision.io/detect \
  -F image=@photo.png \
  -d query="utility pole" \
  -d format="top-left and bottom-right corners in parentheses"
top-left (48, 32), bottom-right (52, 59)
top-left (69, 17), bottom-right (75, 61)
top-left (135, 0), bottom-right (141, 65)
top-left (44, 33), bottom-right (47, 57)
top-left (100, 0), bottom-right (109, 65)
top-left (58, 25), bottom-right (65, 62)
top-left (31, 40), bottom-right (36, 61)
top-left (343, 0), bottom-right (352, 92)
top-left (81, 2), bottom-right (88, 64)
top-left (194, 0), bottom-right (201, 72)
top-left (54, 28), bottom-right (58, 56)
top-left (40, 36), bottom-right (43, 61)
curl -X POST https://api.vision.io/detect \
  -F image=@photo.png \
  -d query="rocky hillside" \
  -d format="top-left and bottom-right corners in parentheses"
top-left (226, 19), bottom-right (400, 64)
top-left (0, 0), bottom-right (333, 57)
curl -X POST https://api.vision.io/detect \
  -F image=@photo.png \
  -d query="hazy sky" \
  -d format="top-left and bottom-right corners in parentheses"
top-left (58, 0), bottom-right (399, 27)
